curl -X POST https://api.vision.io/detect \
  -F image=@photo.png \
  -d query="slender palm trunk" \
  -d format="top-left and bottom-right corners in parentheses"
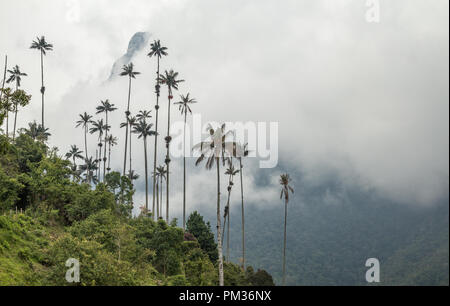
top-left (108, 141), bottom-right (112, 173)
top-left (156, 180), bottom-right (160, 218)
top-left (0, 55), bottom-right (6, 102)
top-left (98, 137), bottom-right (102, 181)
top-left (129, 126), bottom-right (132, 177)
top-left (40, 50), bottom-right (45, 129)
top-left (152, 57), bottom-right (160, 220)
top-left (222, 174), bottom-right (232, 262)
top-left (6, 108), bottom-right (9, 138)
top-left (216, 158), bottom-right (224, 286)
top-left (144, 137), bottom-right (149, 211)
top-left (123, 76), bottom-right (132, 177)
top-left (72, 156), bottom-right (76, 182)
top-left (165, 88), bottom-right (172, 223)
top-left (12, 84), bottom-right (18, 141)
top-left (0, 55), bottom-right (6, 133)
top-left (226, 190), bottom-right (231, 262)
top-left (160, 176), bottom-right (163, 219)
top-left (84, 126), bottom-right (89, 160)
top-left (103, 112), bottom-right (108, 182)
top-left (182, 112), bottom-right (187, 230)
top-left (239, 158), bottom-right (245, 270)
top-left (95, 149), bottom-right (98, 179)
top-left (282, 199), bottom-right (288, 286)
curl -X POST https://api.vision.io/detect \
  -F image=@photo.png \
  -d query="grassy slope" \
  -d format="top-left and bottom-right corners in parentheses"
top-left (0, 213), bottom-right (63, 285)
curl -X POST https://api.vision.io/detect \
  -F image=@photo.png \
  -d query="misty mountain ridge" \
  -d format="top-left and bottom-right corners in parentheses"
top-left (108, 32), bottom-right (151, 80)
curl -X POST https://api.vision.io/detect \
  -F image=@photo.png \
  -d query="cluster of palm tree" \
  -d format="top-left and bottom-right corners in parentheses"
top-left (3, 65), bottom-right (31, 141)
top-left (1, 36), bottom-right (52, 141)
top-left (1, 35), bottom-right (297, 287)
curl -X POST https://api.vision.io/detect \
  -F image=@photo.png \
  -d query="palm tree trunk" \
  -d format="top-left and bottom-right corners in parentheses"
top-left (84, 126), bottom-right (89, 160)
top-left (160, 176), bottom-right (163, 219)
top-left (165, 88), bottom-right (172, 223)
top-left (239, 158), bottom-right (245, 270)
top-left (123, 76), bottom-right (132, 177)
top-left (108, 141), bottom-right (112, 174)
top-left (152, 57), bottom-right (160, 220)
top-left (222, 177), bottom-right (232, 261)
top-left (282, 199), bottom-right (288, 286)
top-left (129, 126), bottom-right (132, 177)
top-left (6, 108), bottom-right (9, 138)
top-left (216, 158), bottom-right (224, 286)
top-left (98, 138), bottom-right (102, 181)
top-left (72, 156), bottom-right (76, 182)
top-left (12, 83), bottom-right (17, 141)
top-left (103, 112), bottom-right (108, 182)
top-left (144, 137), bottom-right (149, 211)
top-left (183, 112), bottom-right (187, 230)
top-left (0, 55), bottom-right (6, 102)
top-left (129, 127), bottom-right (134, 207)
top-left (156, 180), bottom-right (159, 218)
top-left (13, 104), bottom-right (17, 140)
top-left (40, 50), bottom-right (45, 129)
top-left (227, 193), bottom-right (231, 262)
top-left (6, 99), bottom-right (9, 139)
top-left (95, 149), bottom-right (98, 178)
top-left (1, 55), bottom-right (6, 137)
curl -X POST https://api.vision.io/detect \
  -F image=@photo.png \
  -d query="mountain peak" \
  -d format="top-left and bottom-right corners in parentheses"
top-left (108, 32), bottom-right (151, 80)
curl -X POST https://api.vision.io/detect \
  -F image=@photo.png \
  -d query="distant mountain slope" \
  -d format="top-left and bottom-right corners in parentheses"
top-left (221, 191), bottom-right (449, 285)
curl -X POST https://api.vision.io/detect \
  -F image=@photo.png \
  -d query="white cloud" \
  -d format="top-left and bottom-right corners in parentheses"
top-left (0, 0), bottom-right (448, 212)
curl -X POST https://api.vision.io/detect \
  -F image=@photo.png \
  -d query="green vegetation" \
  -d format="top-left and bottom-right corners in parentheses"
top-left (0, 133), bottom-right (272, 285)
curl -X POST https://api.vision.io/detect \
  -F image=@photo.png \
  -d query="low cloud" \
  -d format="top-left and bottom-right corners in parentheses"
top-left (0, 0), bottom-right (448, 212)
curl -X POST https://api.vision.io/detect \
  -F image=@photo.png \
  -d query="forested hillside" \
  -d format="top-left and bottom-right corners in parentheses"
top-left (0, 134), bottom-right (273, 286)
top-left (223, 186), bottom-right (449, 286)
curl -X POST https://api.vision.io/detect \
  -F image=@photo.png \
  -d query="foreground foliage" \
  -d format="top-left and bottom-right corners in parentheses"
top-left (0, 134), bottom-right (272, 286)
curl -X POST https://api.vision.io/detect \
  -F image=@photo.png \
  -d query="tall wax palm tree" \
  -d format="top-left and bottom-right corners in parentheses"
top-left (120, 63), bottom-right (140, 177)
top-left (158, 69), bottom-right (184, 223)
top-left (96, 99), bottom-right (117, 181)
top-left (30, 36), bottom-right (53, 129)
top-left (133, 120), bottom-right (156, 212)
top-left (280, 173), bottom-right (294, 286)
top-left (223, 163), bottom-right (239, 262)
top-left (7, 66), bottom-right (28, 140)
top-left (237, 143), bottom-right (249, 270)
top-left (193, 123), bottom-right (235, 287)
top-left (89, 119), bottom-right (106, 182)
top-left (174, 93), bottom-right (197, 230)
top-left (76, 112), bottom-right (93, 160)
top-left (136, 110), bottom-right (156, 215)
top-left (148, 40), bottom-right (168, 217)
top-left (106, 135), bottom-right (118, 173)
top-left (66, 145), bottom-right (84, 174)
top-left (80, 157), bottom-right (98, 185)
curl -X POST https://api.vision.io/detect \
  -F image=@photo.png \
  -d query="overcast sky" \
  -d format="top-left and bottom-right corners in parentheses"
top-left (0, 0), bottom-right (448, 216)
